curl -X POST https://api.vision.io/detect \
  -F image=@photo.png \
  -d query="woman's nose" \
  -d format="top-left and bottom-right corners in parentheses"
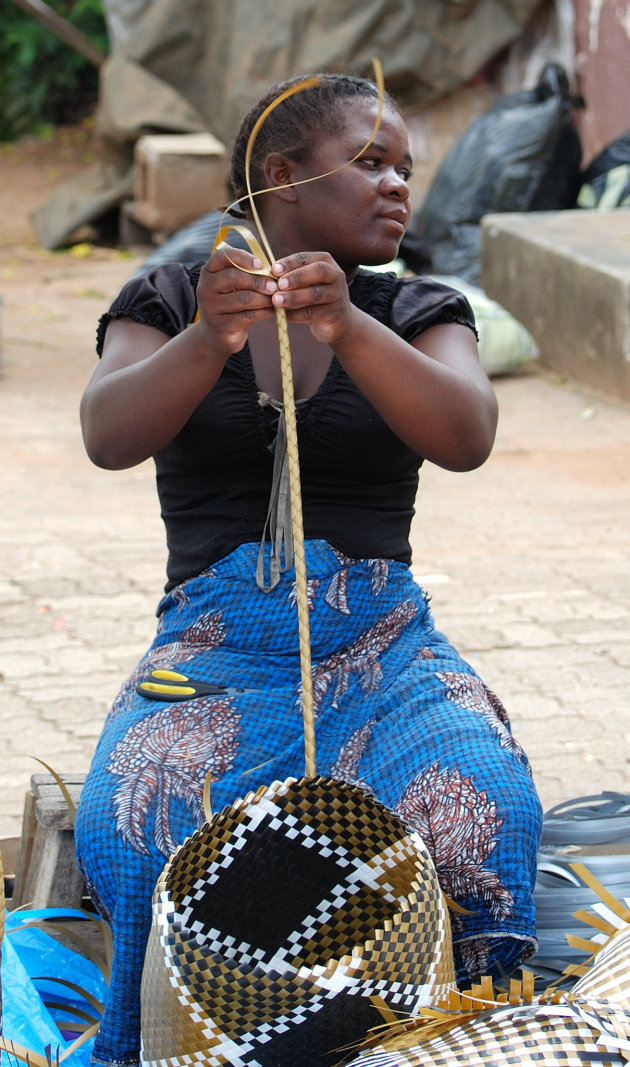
top-left (381, 169), bottom-right (410, 200)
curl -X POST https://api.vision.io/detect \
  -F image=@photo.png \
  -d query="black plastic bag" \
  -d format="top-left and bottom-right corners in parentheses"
top-left (407, 63), bottom-right (582, 283)
top-left (577, 129), bottom-right (630, 208)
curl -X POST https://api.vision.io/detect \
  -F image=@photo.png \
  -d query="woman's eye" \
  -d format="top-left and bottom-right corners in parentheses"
top-left (361, 157), bottom-right (380, 169)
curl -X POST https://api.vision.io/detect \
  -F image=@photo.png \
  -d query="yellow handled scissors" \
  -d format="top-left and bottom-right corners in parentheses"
top-left (136, 669), bottom-right (246, 703)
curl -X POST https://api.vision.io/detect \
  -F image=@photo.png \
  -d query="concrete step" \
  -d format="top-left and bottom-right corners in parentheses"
top-left (481, 210), bottom-right (630, 403)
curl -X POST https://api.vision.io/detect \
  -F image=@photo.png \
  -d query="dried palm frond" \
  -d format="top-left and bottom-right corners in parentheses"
top-left (8, 907), bottom-right (112, 981)
top-left (29, 757), bottom-right (78, 824)
top-left (34, 974), bottom-right (104, 1022)
top-left (0, 1039), bottom-right (61, 1067)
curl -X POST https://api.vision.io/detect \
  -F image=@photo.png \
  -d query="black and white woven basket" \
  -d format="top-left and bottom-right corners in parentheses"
top-left (140, 775), bottom-right (455, 1067)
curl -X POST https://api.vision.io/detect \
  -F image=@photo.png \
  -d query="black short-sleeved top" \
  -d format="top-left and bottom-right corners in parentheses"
top-left (97, 264), bottom-right (477, 591)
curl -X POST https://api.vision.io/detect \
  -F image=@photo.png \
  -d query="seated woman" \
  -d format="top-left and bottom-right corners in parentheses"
top-left (75, 71), bottom-right (542, 1067)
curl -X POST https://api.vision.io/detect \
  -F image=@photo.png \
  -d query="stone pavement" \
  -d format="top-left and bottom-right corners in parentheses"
top-left (1, 245), bottom-right (629, 845)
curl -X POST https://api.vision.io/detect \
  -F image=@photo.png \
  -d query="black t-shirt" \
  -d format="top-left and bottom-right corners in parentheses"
top-left (97, 264), bottom-right (477, 590)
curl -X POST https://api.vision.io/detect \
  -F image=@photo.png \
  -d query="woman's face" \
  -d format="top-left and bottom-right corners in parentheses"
top-left (276, 99), bottom-right (413, 271)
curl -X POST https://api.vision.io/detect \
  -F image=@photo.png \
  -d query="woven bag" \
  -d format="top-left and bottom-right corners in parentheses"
top-left (140, 775), bottom-right (455, 1067)
top-left (346, 921), bottom-right (630, 1067)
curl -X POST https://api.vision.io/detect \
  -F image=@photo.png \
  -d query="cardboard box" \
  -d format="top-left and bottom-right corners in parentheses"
top-left (132, 132), bottom-right (228, 232)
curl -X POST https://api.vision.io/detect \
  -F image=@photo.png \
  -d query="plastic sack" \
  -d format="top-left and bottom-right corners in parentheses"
top-left (133, 210), bottom-right (252, 277)
top-left (409, 63), bottom-right (582, 284)
top-left (1, 908), bottom-right (109, 1067)
top-left (429, 274), bottom-right (539, 376)
top-left (577, 129), bottom-right (630, 209)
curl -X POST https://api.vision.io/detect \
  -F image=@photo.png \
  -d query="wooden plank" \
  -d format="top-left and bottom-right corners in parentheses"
top-left (10, 790), bottom-right (36, 908)
top-left (11, 774), bottom-right (87, 909)
top-left (21, 826), bottom-right (85, 909)
top-left (32, 773), bottom-right (84, 830)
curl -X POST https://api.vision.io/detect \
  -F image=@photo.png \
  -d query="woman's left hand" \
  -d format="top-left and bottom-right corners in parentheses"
top-left (269, 250), bottom-right (498, 473)
top-left (269, 252), bottom-right (357, 346)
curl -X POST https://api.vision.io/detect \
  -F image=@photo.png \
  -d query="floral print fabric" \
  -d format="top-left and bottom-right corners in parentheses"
top-left (75, 540), bottom-right (542, 1067)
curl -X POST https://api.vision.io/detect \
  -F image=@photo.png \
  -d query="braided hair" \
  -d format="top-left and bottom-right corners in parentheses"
top-left (228, 72), bottom-right (398, 217)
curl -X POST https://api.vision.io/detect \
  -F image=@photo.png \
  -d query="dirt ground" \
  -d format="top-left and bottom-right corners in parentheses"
top-left (0, 123), bottom-right (97, 246)
top-left (0, 122), bottom-right (143, 389)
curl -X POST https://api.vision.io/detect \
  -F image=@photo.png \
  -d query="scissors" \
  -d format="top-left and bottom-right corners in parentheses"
top-left (136, 669), bottom-right (246, 703)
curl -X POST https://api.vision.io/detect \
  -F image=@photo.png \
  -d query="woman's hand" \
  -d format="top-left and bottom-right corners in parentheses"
top-left (247, 249), bottom-right (496, 472)
top-left (196, 246), bottom-right (279, 358)
top-left (82, 246), bottom-right (280, 470)
top-left (267, 252), bottom-right (358, 346)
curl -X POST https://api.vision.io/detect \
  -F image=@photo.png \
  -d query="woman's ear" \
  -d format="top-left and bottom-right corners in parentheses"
top-left (263, 153), bottom-right (298, 202)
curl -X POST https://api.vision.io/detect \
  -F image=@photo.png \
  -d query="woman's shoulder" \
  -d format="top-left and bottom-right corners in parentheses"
top-left (350, 268), bottom-right (477, 341)
top-left (393, 273), bottom-right (478, 340)
top-left (96, 260), bottom-right (204, 355)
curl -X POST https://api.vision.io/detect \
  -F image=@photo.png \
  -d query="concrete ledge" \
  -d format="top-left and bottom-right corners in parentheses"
top-left (481, 210), bottom-right (630, 403)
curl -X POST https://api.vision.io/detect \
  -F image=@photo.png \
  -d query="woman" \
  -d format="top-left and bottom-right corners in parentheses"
top-left (76, 72), bottom-right (542, 1066)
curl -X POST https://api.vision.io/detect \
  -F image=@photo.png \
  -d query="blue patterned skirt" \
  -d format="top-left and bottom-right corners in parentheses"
top-left (75, 541), bottom-right (542, 1066)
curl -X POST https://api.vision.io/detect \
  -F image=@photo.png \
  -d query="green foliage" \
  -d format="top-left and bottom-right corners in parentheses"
top-left (0, 0), bottom-right (107, 142)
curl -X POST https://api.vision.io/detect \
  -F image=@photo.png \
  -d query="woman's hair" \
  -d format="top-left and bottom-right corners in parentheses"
top-left (228, 72), bottom-right (398, 215)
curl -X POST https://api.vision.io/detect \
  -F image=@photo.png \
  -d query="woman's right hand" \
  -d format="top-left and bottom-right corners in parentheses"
top-left (195, 245), bottom-right (278, 359)
top-left (81, 247), bottom-right (277, 470)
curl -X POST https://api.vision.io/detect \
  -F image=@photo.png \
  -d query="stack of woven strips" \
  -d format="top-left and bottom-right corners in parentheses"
top-left (529, 793), bottom-right (630, 985)
top-left (140, 776), bottom-right (455, 1066)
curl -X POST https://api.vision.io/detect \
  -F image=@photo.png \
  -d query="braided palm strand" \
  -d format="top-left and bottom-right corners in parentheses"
top-left (209, 219), bottom-right (316, 774)
top-left (275, 305), bottom-right (316, 775)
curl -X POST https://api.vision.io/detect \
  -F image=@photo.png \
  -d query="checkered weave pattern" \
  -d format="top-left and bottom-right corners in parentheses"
top-left (140, 775), bottom-right (455, 1067)
top-left (345, 924), bottom-right (630, 1066)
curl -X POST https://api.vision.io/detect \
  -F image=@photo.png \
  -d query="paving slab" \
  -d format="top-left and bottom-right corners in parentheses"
top-left (0, 246), bottom-right (629, 843)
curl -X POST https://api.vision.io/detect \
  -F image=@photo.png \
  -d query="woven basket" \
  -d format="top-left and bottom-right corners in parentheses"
top-left (140, 775), bottom-right (455, 1067)
top-left (346, 922), bottom-right (630, 1066)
